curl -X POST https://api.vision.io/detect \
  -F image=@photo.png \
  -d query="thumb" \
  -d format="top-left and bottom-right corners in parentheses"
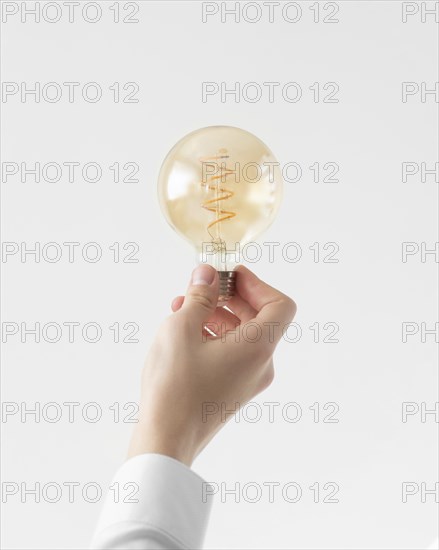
top-left (181, 264), bottom-right (219, 325)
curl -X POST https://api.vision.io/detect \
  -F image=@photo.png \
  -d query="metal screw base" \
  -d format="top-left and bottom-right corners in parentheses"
top-left (218, 270), bottom-right (237, 304)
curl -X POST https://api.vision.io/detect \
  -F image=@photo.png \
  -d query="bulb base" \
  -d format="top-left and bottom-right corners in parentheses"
top-left (218, 270), bottom-right (236, 304)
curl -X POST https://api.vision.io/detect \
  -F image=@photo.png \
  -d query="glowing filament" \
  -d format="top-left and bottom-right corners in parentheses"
top-left (200, 150), bottom-right (236, 245)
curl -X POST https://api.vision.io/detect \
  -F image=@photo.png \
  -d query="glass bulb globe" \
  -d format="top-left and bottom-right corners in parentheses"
top-left (158, 125), bottom-right (283, 301)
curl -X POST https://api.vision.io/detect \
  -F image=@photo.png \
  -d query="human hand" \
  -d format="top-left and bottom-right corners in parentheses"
top-left (128, 264), bottom-right (296, 466)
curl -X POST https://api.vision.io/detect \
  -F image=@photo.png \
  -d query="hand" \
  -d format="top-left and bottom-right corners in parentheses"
top-left (128, 264), bottom-right (296, 466)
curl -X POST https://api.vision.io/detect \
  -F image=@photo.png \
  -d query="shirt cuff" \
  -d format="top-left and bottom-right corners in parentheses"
top-left (90, 453), bottom-right (213, 550)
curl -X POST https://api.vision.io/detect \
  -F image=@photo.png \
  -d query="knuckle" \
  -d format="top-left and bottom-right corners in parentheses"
top-left (282, 295), bottom-right (297, 319)
top-left (248, 339), bottom-right (273, 364)
top-left (189, 291), bottom-right (215, 311)
top-left (259, 364), bottom-right (275, 391)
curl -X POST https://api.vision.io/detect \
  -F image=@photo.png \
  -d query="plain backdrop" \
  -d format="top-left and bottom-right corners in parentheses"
top-left (1, 1), bottom-right (438, 549)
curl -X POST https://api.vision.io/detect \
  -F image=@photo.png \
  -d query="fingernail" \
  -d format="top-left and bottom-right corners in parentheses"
top-left (192, 264), bottom-right (215, 286)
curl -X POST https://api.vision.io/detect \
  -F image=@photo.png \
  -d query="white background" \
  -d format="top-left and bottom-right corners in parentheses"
top-left (1, 1), bottom-right (438, 549)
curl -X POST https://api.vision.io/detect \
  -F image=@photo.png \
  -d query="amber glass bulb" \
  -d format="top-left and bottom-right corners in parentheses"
top-left (158, 125), bottom-right (283, 300)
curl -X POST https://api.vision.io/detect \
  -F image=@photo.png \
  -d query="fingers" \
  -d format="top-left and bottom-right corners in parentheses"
top-left (180, 264), bottom-right (220, 327)
top-left (204, 307), bottom-right (240, 337)
top-left (173, 292), bottom-right (256, 325)
top-left (171, 296), bottom-right (184, 312)
top-left (235, 265), bottom-right (296, 345)
top-left (174, 264), bottom-right (296, 345)
top-left (172, 294), bottom-right (240, 337)
top-left (225, 293), bottom-right (258, 324)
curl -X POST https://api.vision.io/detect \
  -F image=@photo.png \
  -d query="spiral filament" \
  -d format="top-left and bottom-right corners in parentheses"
top-left (200, 148), bottom-right (236, 249)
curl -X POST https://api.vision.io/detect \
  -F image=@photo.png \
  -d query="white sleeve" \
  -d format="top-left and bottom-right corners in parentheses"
top-left (90, 454), bottom-right (213, 550)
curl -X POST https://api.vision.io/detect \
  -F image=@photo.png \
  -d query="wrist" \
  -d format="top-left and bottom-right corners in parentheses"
top-left (127, 422), bottom-right (197, 467)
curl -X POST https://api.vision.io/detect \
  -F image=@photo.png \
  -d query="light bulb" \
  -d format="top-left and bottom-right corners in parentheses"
top-left (158, 125), bottom-right (283, 303)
